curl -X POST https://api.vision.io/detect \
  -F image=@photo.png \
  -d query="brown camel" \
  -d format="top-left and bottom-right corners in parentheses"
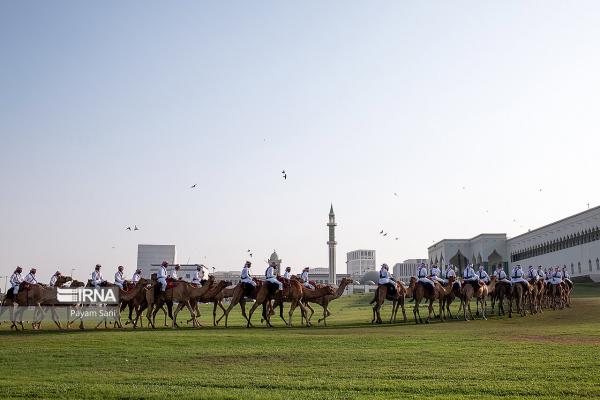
top-left (303, 277), bottom-right (353, 326)
top-left (460, 280), bottom-right (488, 321)
top-left (2, 276), bottom-right (72, 330)
top-left (440, 277), bottom-right (460, 320)
top-left (272, 280), bottom-right (334, 327)
top-left (509, 281), bottom-right (528, 318)
top-left (217, 280), bottom-right (260, 328)
top-left (408, 277), bottom-right (439, 324)
top-left (549, 282), bottom-right (563, 310)
top-left (118, 279), bottom-right (150, 328)
top-left (370, 281), bottom-right (407, 324)
top-left (246, 281), bottom-right (290, 328)
top-left (153, 280), bottom-right (225, 328)
top-left (186, 279), bottom-right (232, 326)
top-left (211, 286), bottom-right (234, 326)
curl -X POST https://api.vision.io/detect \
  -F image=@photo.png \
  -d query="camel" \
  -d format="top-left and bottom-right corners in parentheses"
top-left (118, 279), bottom-right (150, 328)
top-left (440, 278), bottom-right (460, 320)
top-left (408, 277), bottom-right (439, 324)
top-left (460, 280), bottom-right (488, 321)
top-left (2, 276), bottom-right (73, 330)
top-left (217, 280), bottom-right (260, 328)
top-left (211, 286), bottom-right (234, 326)
top-left (549, 283), bottom-right (563, 310)
top-left (526, 279), bottom-right (544, 315)
top-left (509, 282), bottom-right (528, 318)
top-left (152, 280), bottom-right (226, 328)
top-left (186, 279), bottom-right (232, 326)
top-left (303, 277), bottom-right (353, 326)
top-left (370, 280), bottom-right (407, 324)
top-left (246, 281), bottom-right (291, 328)
top-left (271, 279), bottom-right (331, 327)
top-left (492, 280), bottom-right (511, 316)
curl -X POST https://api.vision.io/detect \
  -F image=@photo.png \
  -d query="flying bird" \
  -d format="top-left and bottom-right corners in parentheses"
top-left (395, 237), bottom-right (399, 240)
top-left (249, 253), bottom-right (253, 258)
top-left (283, 174), bottom-right (287, 180)
top-left (394, 192), bottom-right (398, 196)
top-left (379, 230), bottom-right (384, 234)
top-left (126, 227), bottom-right (132, 231)
top-left (247, 249), bottom-right (251, 253)
top-left (191, 184), bottom-right (197, 188)
top-left (281, 170), bottom-right (285, 174)
top-left (134, 225), bottom-right (139, 231)
top-left (383, 233), bottom-right (388, 237)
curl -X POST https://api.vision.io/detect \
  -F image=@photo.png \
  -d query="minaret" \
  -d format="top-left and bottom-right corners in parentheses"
top-left (327, 204), bottom-right (337, 284)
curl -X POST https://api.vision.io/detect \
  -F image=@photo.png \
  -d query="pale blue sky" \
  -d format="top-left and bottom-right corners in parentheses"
top-left (1, 1), bottom-right (599, 281)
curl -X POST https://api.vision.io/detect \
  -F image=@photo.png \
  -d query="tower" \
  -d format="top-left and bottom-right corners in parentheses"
top-left (327, 204), bottom-right (337, 284)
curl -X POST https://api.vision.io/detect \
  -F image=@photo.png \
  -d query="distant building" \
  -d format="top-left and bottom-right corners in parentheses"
top-left (393, 259), bottom-right (428, 283)
top-left (306, 267), bottom-right (350, 286)
top-left (149, 263), bottom-right (202, 281)
top-left (268, 250), bottom-right (282, 276)
top-left (137, 244), bottom-right (176, 276)
top-left (212, 270), bottom-right (241, 286)
top-left (346, 249), bottom-right (376, 276)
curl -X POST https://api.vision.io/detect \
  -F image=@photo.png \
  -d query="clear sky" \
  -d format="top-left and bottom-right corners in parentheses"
top-left (1, 1), bottom-right (599, 282)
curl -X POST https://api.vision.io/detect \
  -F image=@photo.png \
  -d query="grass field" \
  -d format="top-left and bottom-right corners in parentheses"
top-left (1, 284), bottom-right (599, 399)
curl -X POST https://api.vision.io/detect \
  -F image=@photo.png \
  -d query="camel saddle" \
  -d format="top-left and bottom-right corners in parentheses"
top-left (241, 282), bottom-right (257, 298)
top-left (265, 281), bottom-right (280, 296)
top-left (125, 282), bottom-right (136, 291)
top-left (277, 277), bottom-right (291, 289)
top-left (19, 282), bottom-right (32, 291)
top-left (166, 278), bottom-right (177, 289)
top-left (416, 281), bottom-right (435, 297)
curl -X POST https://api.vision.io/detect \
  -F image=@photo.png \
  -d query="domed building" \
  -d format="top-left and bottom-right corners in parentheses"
top-left (268, 250), bottom-right (282, 275)
top-left (360, 270), bottom-right (380, 286)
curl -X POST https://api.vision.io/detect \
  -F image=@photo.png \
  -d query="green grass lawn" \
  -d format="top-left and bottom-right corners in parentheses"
top-left (1, 285), bottom-right (599, 399)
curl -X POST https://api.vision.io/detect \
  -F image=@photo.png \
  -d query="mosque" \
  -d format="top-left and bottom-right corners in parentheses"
top-left (428, 205), bottom-right (600, 282)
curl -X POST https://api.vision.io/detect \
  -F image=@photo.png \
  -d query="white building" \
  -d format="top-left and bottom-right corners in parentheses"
top-left (428, 234), bottom-right (508, 275)
top-left (137, 244), bottom-right (176, 277)
top-left (428, 206), bottom-right (600, 282)
top-left (393, 258), bottom-right (428, 283)
top-left (346, 249), bottom-right (376, 276)
top-left (149, 263), bottom-right (203, 282)
top-left (306, 267), bottom-right (350, 286)
top-left (508, 206), bottom-right (600, 281)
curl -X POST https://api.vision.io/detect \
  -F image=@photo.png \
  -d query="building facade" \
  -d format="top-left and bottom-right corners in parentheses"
top-left (149, 263), bottom-right (202, 281)
top-left (427, 206), bottom-right (600, 282)
top-left (393, 258), bottom-right (428, 283)
top-left (137, 244), bottom-right (176, 275)
top-left (428, 234), bottom-right (508, 275)
top-left (346, 249), bottom-right (376, 276)
top-left (305, 267), bottom-right (350, 286)
top-left (507, 206), bottom-right (600, 281)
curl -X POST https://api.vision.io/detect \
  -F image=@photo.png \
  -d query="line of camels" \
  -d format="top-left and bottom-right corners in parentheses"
top-left (0, 272), bottom-right (573, 330)
top-left (371, 275), bottom-right (573, 325)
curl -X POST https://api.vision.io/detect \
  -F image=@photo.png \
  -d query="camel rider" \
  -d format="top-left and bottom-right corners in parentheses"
top-left (9, 267), bottom-right (24, 298)
top-left (49, 271), bottom-right (61, 287)
top-left (171, 264), bottom-right (182, 280)
top-left (192, 265), bottom-right (207, 286)
top-left (463, 264), bottom-right (478, 284)
top-left (417, 263), bottom-right (433, 286)
top-left (430, 265), bottom-right (443, 283)
top-left (157, 261), bottom-right (169, 292)
top-left (527, 266), bottom-right (538, 282)
top-left (537, 266), bottom-right (546, 280)
top-left (283, 266), bottom-right (291, 280)
top-left (241, 261), bottom-right (256, 287)
top-left (477, 265), bottom-right (490, 284)
top-left (265, 261), bottom-right (283, 290)
top-left (378, 264), bottom-right (396, 294)
top-left (113, 266), bottom-right (125, 289)
top-left (510, 265), bottom-right (528, 287)
top-left (495, 265), bottom-right (511, 285)
top-left (25, 268), bottom-right (39, 285)
top-left (443, 265), bottom-right (456, 285)
top-left (562, 266), bottom-right (573, 286)
top-left (131, 268), bottom-right (142, 283)
top-left (91, 264), bottom-right (105, 288)
top-left (301, 267), bottom-right (314, 289)
top-left (549, 266), bottom-right (563, 285)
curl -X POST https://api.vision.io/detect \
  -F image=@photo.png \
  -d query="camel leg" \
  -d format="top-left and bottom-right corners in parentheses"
top-left (172, 302), bottom-right (186, 328)
top-left (246, 301), bottom-right (262, 328)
